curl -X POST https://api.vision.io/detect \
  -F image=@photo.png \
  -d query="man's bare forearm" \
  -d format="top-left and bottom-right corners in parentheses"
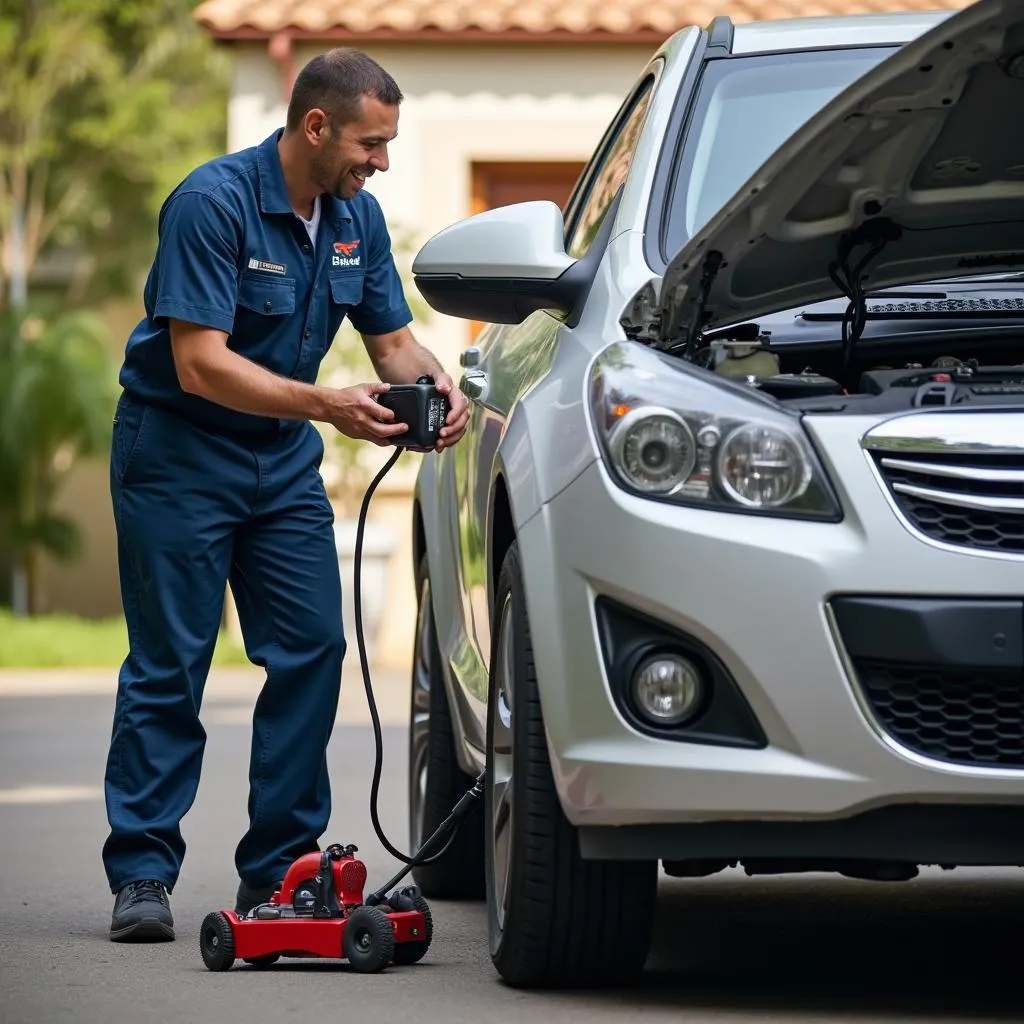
top-left (171, 321), bottom-right (335, 422)
top-left (182, 346), bottom-right (336, 421)
top-left (365, 326), bottom-right (446, 385)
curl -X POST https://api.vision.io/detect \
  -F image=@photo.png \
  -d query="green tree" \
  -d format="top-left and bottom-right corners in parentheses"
top-left (0, 0), bottom-right (229, 309)
top-left (0, 303), bottom-right (117, 614)
top-left (0, 0), bottom-right (228, 612)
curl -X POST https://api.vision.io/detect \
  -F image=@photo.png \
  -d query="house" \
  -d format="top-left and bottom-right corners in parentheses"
top-left (187, 0), bottom-right (974, 667)
top-left (40, 0), bottom-right (973, 671)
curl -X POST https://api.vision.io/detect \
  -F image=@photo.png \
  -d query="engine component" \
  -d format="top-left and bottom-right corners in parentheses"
top-left (756, 373), bottom-right (843, 400)
top-left (861, 363), bottom-right (1024, 395)
top-left (712, 342), bottom-right (780, 380)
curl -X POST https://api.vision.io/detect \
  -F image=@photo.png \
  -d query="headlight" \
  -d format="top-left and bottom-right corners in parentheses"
top-left (717, 424), bottom-right (811, 508)
top-left (588, 342), bottom-right (840, 520)
top-left (609, 408), bottom-right (696, 494)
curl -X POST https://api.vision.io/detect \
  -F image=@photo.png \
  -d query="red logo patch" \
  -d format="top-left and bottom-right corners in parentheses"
top-left (334, 240), bottom-right (360, 256)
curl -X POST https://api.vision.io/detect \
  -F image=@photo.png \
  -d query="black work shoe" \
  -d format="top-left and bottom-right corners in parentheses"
top-left (235, 879), bottom-right (282, 916)
top-left (110, 880), bottom-right (175, 942)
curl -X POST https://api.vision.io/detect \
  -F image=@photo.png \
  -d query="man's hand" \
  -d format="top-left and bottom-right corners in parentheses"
top-left (434, 373), bottom-right (469, 451)
top-left (326, 382), bottom-right (410, 446)
top-left (360, 327), bottom-right (469, 451)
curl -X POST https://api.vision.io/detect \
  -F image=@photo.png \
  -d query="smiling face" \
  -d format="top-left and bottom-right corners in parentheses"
top-left (310, 95), bottom-right (399, 200)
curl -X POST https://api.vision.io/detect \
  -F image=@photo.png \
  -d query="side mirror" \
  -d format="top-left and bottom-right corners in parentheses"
top-left (412, 201), bottom-right (591, 326)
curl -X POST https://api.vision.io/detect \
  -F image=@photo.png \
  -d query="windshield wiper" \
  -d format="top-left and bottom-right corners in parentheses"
top-left (864, 289), bottom-right (948, 299)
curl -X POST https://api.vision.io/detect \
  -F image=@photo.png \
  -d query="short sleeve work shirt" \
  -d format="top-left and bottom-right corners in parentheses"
top-left (119, 129), bottom-right (413, 436)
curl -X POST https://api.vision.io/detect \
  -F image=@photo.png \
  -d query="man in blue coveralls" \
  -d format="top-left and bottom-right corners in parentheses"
top-left (103, 48), bottom-right (469, 942)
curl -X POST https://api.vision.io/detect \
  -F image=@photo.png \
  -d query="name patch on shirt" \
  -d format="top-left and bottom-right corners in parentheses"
top-left (332, 239), bottom-right (361, 268)
top-left (248, 257), bottom-right (286, 275)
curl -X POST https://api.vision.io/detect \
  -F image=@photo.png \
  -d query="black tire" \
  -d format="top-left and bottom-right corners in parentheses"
top-left (199, 912), bottom-right (236, 972)
top-left (343, 906), bottom-right (396, 973)
top-left (390, 894), bottom-right (433, 965)
top-left (243, 955), bottom-right (280, 968)
top-left (485, 541), bottom-right (658, 989)
top-left (408, 553), bottom-right (485, 900)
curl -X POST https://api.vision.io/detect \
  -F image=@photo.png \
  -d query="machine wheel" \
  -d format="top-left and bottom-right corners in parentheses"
top-left (199, 912), bottom-right (236, 972)
top-left (485, 541), bottom-right (658, 989)
top-left (408, 553), bottom-right (485, 900)
top-left (390, 894), bottom-right (433, 965)
top-left (243, 955), bottom-right (280, 969)
top-left (343, 907), bottom-right (395, 973)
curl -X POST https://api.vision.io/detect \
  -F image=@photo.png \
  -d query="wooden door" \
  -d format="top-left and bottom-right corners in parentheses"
top-left (467, 161), bottom-right (587, 338)
top-left (471, 160), bottom-right (586, 215)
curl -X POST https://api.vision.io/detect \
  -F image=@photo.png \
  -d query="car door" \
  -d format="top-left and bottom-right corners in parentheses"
top-left (449, 71), bottom-right (660, 737)
top-left (458, 314), bottom-right (562, 664)
top-left (444, 320), bottom-right (509, 740)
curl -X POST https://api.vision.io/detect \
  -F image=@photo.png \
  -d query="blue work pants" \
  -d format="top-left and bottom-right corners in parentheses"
top-left (101, 394), bottom-right (345, 893)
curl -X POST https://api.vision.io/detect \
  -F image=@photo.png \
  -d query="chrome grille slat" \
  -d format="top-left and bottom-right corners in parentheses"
top-left (879, 457), bottom-right (1024, 485)
top-left (863, 419), bottom-right (1024, 552)
top-left (891, 481), bottom-right (1024, 514)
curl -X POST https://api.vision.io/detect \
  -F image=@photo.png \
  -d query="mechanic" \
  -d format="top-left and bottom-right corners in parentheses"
top-left (102, 47), bottom-right (469, 943)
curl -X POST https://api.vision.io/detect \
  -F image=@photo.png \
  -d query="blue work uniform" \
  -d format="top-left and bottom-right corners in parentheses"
top-left (102, 128), bottom-right (413, 895)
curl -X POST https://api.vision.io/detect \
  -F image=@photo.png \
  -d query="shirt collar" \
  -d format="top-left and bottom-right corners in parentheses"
top-left (257, 129), bottom-right (352, 226)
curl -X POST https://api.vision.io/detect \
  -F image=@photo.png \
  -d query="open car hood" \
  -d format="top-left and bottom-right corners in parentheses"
top-left (643, 0), bottom-right (1024, 352)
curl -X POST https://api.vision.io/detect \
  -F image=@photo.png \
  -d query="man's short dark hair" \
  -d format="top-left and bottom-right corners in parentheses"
top-left (286, 48), bottom-right (403, 131)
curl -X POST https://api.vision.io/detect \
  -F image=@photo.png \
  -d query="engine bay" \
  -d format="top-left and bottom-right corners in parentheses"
top-left (700, 335), bottom-right (1024, 414)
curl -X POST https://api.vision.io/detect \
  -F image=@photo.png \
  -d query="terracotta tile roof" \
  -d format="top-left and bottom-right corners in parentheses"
top-left (194, 0), bottom-right (975, 40)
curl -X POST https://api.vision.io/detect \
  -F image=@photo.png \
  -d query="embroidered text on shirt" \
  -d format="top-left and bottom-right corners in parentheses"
top-left (248, 257), bottom-right (286, 275)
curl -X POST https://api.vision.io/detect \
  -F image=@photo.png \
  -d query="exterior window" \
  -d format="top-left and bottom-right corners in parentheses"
top-left (566, 79), bottom-right (654, 259)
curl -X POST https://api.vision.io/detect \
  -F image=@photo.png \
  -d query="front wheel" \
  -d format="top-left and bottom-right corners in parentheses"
top-left (485, 541), bottom-right (658, 989)
top-left (343, 907), bottom-right (395, 973)
top-left (199, 912), bottom-right (236, 972)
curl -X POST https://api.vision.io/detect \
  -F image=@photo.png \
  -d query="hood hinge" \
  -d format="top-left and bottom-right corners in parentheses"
top-left (619, 278), bottom-right (663, 345)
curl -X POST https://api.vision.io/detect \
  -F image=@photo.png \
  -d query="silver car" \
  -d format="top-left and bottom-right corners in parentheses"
top-left (405, 0), bottom-right (1024, 989)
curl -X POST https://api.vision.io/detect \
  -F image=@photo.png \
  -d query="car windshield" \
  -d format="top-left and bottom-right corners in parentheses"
top-left (664, 47), bottom-right (898, 256)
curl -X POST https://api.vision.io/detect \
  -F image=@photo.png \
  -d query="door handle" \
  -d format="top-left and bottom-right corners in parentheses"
top-left (460, 368), bottom-right (489, 403)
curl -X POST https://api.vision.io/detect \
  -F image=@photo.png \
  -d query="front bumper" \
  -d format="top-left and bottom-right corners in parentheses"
top-left (516, 414), bottom-right (1024, 843)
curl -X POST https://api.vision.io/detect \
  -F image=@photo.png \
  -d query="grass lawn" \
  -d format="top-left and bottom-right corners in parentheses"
top-left (0, 610), bottom-right (252, 668)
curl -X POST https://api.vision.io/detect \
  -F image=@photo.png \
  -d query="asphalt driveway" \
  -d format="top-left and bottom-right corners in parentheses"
top-left (1, 665), bottom-right (1021, 1023)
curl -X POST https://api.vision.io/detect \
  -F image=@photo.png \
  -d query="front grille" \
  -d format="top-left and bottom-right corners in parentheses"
top-left (856, 659), bottom-right (1024, 767)
top-left (871, 451), bottom-right (1024, 552)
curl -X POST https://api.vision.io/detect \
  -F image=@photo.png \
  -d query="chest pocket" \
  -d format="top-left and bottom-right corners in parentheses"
top-left (329, 271), bottom-right (365, 310)
top-left (237, 272), bottom-right (297, 316)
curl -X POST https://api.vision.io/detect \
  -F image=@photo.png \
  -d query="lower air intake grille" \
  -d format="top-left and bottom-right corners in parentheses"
top-left (856, 659), bottom-right (1024, 768)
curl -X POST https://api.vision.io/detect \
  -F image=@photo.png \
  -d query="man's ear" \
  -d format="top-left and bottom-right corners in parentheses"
top-left (304, 108), bottom-right (330, 144)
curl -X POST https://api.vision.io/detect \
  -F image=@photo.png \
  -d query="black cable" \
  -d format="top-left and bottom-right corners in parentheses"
top-left (353, 444), bottom-right (472, 868)
top-left (829, 241), bottom-right (883, 385)
top-left (827, 218), bottom-right (903, 386)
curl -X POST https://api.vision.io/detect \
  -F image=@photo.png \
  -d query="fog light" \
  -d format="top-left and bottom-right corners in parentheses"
top-left (632, 654), bottom-right (703, 726)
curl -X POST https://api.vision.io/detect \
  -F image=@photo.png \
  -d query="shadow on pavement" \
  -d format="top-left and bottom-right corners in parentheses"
top-left (547, 870), bottom-right (1024, 1019)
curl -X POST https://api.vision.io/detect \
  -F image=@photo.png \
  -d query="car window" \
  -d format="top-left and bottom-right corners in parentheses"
top-left (664, 47), bottom-right (896, 257)
top-left (565, 77), bottom-right (655, 259)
